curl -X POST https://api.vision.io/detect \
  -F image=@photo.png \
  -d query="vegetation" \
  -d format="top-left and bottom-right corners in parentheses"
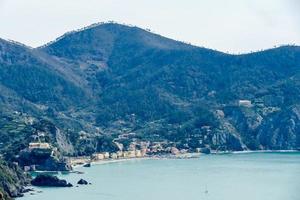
top-left (0, 23), bottom-right (300, 156)
top-left (0, 160), bottom-right (29, 199)
top-left (1, 23), bottom-right (300, 198)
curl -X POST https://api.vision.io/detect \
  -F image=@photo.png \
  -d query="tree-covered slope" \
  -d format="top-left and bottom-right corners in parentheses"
top-left (38, 23), bottom-right (300, 151)
top-left (0, 39), bottom-right (88, 111)
top-left (0, 23), bottom-right (299, 158)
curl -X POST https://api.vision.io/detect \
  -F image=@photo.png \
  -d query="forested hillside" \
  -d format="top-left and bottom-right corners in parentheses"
top-left (1, 23), bottom-right (300, 158)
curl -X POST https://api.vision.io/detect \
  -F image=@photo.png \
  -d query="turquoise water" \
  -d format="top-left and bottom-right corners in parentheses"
top-left (22, 152), bottom-right (300, 200)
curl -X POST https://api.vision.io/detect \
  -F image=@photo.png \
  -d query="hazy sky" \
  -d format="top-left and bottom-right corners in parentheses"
top-left (0, 0), bottom-right (299, 53)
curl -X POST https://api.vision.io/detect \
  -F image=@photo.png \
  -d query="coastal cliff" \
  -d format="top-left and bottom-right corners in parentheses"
top-left (0, 160), bottom-right (30, 199)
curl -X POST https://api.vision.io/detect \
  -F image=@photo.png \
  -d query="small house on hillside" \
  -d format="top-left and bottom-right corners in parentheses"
top-left (29, 142), bottom-right (51, 150)
top-left (238, 100), bottom-right (252, 107)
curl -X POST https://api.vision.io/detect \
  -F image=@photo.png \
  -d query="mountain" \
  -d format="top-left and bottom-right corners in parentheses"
top-left (1, 23), bottom-right (300, 159)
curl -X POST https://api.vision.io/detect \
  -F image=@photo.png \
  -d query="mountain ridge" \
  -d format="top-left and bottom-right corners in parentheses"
top-left (3, 22), bottom-right (299, 55)
top-left (0, 22), bottom-right (300, 158)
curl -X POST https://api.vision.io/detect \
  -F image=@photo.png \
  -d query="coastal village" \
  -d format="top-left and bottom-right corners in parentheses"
top-left (17, 98), bottom-right (262, 171)
top-left (68, 142), bottom-right (200, 167)
top-left (24, 140), bottom-right (202, 170)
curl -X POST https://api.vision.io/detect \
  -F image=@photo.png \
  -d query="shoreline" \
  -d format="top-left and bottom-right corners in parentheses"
top-left (32, 150), bottom-right (300, 173)
top-left (71, 153), bottom-right (202, 169)
top-left (71, 150), bottom-right (299, 169)
top-left (72, 157), bottom-right (151, 169)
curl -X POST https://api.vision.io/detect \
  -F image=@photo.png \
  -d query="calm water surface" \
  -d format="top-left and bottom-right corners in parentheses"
top-left (22, 152), bottom-right (300, 200)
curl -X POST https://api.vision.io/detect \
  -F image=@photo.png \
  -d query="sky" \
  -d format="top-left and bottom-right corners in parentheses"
top-left (0, 0), bottom-right (299, 53)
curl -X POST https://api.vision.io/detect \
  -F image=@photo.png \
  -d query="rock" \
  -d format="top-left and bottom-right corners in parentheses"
top-left (18, 150), bottom-right (72, 172)
top-left (83, 163), bottom-right (91, 167)
top-left (0, 161), bottom-right (31, 200)
top-left (31, 174), bottom-right (73, 187)
top-left (0, 192), bottom-right (3, 200)
top-left (21, 187), bottom-right (34, 194)
top-left (35, 157), bottom-right (73, 171)
top-left (77, 179), bottom-right (88, 185)
top-left (2, 182), bottom-right (24, 198)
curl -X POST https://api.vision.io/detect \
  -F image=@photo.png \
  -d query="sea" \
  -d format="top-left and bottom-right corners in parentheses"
top-left (21, 152), bottom-right (300, 200)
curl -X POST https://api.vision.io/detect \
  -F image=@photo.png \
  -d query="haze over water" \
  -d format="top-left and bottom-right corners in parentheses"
top-left (22, 152), bottom-right (300, 200)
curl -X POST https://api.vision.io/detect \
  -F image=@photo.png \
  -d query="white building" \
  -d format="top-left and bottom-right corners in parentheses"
top-left (29, 142), bottom-right (51, 150)
top-left (238, 100), bottom-right (252, 107)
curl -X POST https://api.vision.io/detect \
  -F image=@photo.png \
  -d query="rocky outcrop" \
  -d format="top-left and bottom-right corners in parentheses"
top-left (77, 179), bottom-right (88, 185)
top-left (0, 189), bottom-right (12, 200)
top-left (35, 157), bottom-right (72, 171)
top-left (18, 149), bottom-right (72, 172)
top-left (0, 161), bottom-right (30, 199)
top-left (55, 127), bottom-right (75, 155)
top-left (224, 104), bottom-right (300, 150)
top-left (31, 174), bottom-right (73, 187)
top-left (83, 163), bottom-right (91, 167)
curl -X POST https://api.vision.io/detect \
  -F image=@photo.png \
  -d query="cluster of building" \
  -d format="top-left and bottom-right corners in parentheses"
top-left (92, 149), bottom-right (147, 161)
top-left (24, 136), bottom-right (206, 170)
top-left (91, 141), bottom-right (199, 162)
